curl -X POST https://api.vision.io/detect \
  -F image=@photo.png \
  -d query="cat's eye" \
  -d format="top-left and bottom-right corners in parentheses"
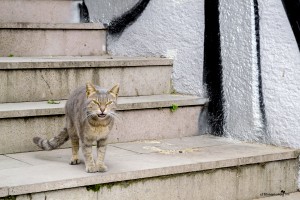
top-left (106, 101), bottom-right (113, 105)
top-left (92, 100), bottom-right (100, 105)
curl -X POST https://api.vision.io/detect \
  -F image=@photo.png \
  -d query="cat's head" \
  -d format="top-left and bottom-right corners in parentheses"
top-left (85, 83), bottom-right (119, 121)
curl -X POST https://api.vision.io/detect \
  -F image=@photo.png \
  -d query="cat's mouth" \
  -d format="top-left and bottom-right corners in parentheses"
top-left (97, 113), bottom-right (107, 118)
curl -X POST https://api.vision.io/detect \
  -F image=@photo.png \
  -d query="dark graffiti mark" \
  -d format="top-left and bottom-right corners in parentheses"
top-left (79, 0), bottom-right (90, 23)
top-left (254, 0), bottom-right (268, 137)
top-left (203, 0), bottom-right (225, 136)
top-left (108, 0), bottom-right (151, 35)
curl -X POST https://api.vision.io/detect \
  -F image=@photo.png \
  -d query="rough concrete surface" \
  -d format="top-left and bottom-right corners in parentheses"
top-left (0, 28), bottom-right (106, 57)
top-left (254, 192), bottom-right (300, 200)
top-left (0, 0), bottom-right (81, 23)
top-left (0, 94), bottom-right (205, 118)
top-left (0, 56), bottom-right (172, 69)
top-left (0, 106), bottom-right (202, 154)
top-left (0, 56), bottom-right (173, 103)
top-left (0, 135), bottom-right (297, 199)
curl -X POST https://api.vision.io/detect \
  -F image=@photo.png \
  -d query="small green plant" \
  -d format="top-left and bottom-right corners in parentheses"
top-left (170, 104), bottom-right (179, 112)
top-left (47, 100), bottom-right (60, 104)
top-left (8, 54), bottom-right (14, 57)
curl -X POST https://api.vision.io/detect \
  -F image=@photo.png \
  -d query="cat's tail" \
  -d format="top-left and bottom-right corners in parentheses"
top-left (33, 128), bottom-right (69, 151)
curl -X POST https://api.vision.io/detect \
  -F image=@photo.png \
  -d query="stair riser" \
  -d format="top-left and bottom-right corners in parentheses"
top-left (0, 0), bottom-right (81, 23)
top-left (0, 29), bottom-right (106, 57)
top-left (0, 106), bottom-right (202, 154)
top-left (14, 159), bottom-right (298, 200)
top-left (0, 66), bottom-right (172, 103)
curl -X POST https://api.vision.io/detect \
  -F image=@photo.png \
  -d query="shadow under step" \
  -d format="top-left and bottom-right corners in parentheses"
top-left (0, 135), bottom-right (298, 199)
top-left (0, 94), bottom-right (207, 154)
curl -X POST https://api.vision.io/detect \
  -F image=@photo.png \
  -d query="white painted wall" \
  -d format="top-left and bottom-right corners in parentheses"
top-left (88, 0), bottom-right (300, 149)
top-left (219, 0), bottom-right (265, 142)
top-left (259, 0), bottom-right (300, 148)
top-left (86, 0), bottom-right (139, 24)
top-left (87, 0), bottom-right (205, 96)
top-left (219, 0), bottom-right (300, 148)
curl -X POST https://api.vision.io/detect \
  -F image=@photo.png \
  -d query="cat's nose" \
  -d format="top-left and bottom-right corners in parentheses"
top-left (100, 107), bottom-right (105, 113)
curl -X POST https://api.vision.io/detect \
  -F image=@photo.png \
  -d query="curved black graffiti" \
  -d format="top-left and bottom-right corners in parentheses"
top-left (108, 0), bottom-right (151, 35)
top-left (254, 0), bottom-right (267, 135)
top-left (281, 0), bottom-right (300, 51)
top-left (79, 0), bottom-right (151, 35)
top-left (203, 0), bottom-right (225, 136)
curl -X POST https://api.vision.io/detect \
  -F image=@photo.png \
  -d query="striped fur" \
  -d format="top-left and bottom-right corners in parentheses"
top-left (33, 83), bottom-right (119, 173)
top-left (33, 128), bottom-right (69, 150)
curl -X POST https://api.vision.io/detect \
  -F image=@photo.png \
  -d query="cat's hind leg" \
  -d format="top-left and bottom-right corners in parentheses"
top-left (70, 136), bottom-right (81, 165)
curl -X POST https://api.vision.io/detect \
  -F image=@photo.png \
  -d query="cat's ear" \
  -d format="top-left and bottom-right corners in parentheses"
top-left (86, 83), bottom-right (97, 98)
top-left (109, 84), bottom-right (119, 98)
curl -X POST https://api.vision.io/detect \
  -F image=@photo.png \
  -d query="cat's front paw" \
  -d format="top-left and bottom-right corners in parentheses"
top-left (70, 158), bottom-right (81, 165)
top-left (96, 163), bottom-right (108, 172)
top-left (85, 165), bottom-right (98, 173)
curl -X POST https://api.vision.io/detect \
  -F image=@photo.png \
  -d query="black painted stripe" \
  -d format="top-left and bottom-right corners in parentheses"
top-left (281, 0), bottom-right (300, 51)
top-left (108, 0), bottom-right (151, 34)
top-left (79, 0), bottom-right (90, 23)
top-left (254, 0), bottom-right (267, 133)
top-left (203, 0), bottom-right (225, 136)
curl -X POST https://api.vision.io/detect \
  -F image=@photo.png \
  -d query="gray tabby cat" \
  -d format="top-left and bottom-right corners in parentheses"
top-left (33, 83), bottom-right (119, 173)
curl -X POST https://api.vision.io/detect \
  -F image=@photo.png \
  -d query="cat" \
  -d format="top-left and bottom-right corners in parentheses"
top-left (79, 0), bottom-right (90, 23)
top-left (33, 83), bottom-right (119, 173)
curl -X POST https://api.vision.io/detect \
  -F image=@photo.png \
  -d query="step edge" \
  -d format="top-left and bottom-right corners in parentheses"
top-left (0, 57), bottom-right (173, 69)
top-left (0, 95), bottom-right (208, 119)
top-left (2, 150), bottom-right (298, 197)
top-left (0, 22), bottom-right (106, 30)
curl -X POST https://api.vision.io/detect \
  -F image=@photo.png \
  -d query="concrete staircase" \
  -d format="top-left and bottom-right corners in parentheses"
top-left (0, 1), bottom-right (299, 200)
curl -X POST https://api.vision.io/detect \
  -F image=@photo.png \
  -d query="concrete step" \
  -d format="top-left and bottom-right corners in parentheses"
top-left (0, 23), bottom-right (106, 57)
top-left (0, 135), bottom-right (298, 199)
top-left (0, 56), bottom-right (173, 103)
top-left (254, 192), bottom-right (300, 200)
top-left (0, 95), bottom-right (206, 154)
top-left (0, 0), bottom-right (81, 23)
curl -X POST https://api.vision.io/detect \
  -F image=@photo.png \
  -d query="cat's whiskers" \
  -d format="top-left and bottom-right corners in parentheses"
top-left (108, 112), bottom-right (122, 121)
top-left (83, 111), bottom-right (96, 121)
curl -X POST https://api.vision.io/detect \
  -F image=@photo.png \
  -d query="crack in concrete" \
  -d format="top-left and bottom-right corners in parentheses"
top-left (40, 73), bottom-right (53, 96)
top-left (4, 155), bottom-right (33, 166)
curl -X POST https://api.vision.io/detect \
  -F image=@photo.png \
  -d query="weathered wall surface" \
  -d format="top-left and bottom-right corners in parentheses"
top-left (86, 0), bottom-right (139, 24)
top-left (87, 0), bottom-right (300, 149)
top-left (219, 0), bottom-right (265, 142)
top-left (87, 0), bottom-right (205, 96)
top-left (259, 0), bottom-right (300, 148)
top-left (219, 0), bottom-right (300, 148)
